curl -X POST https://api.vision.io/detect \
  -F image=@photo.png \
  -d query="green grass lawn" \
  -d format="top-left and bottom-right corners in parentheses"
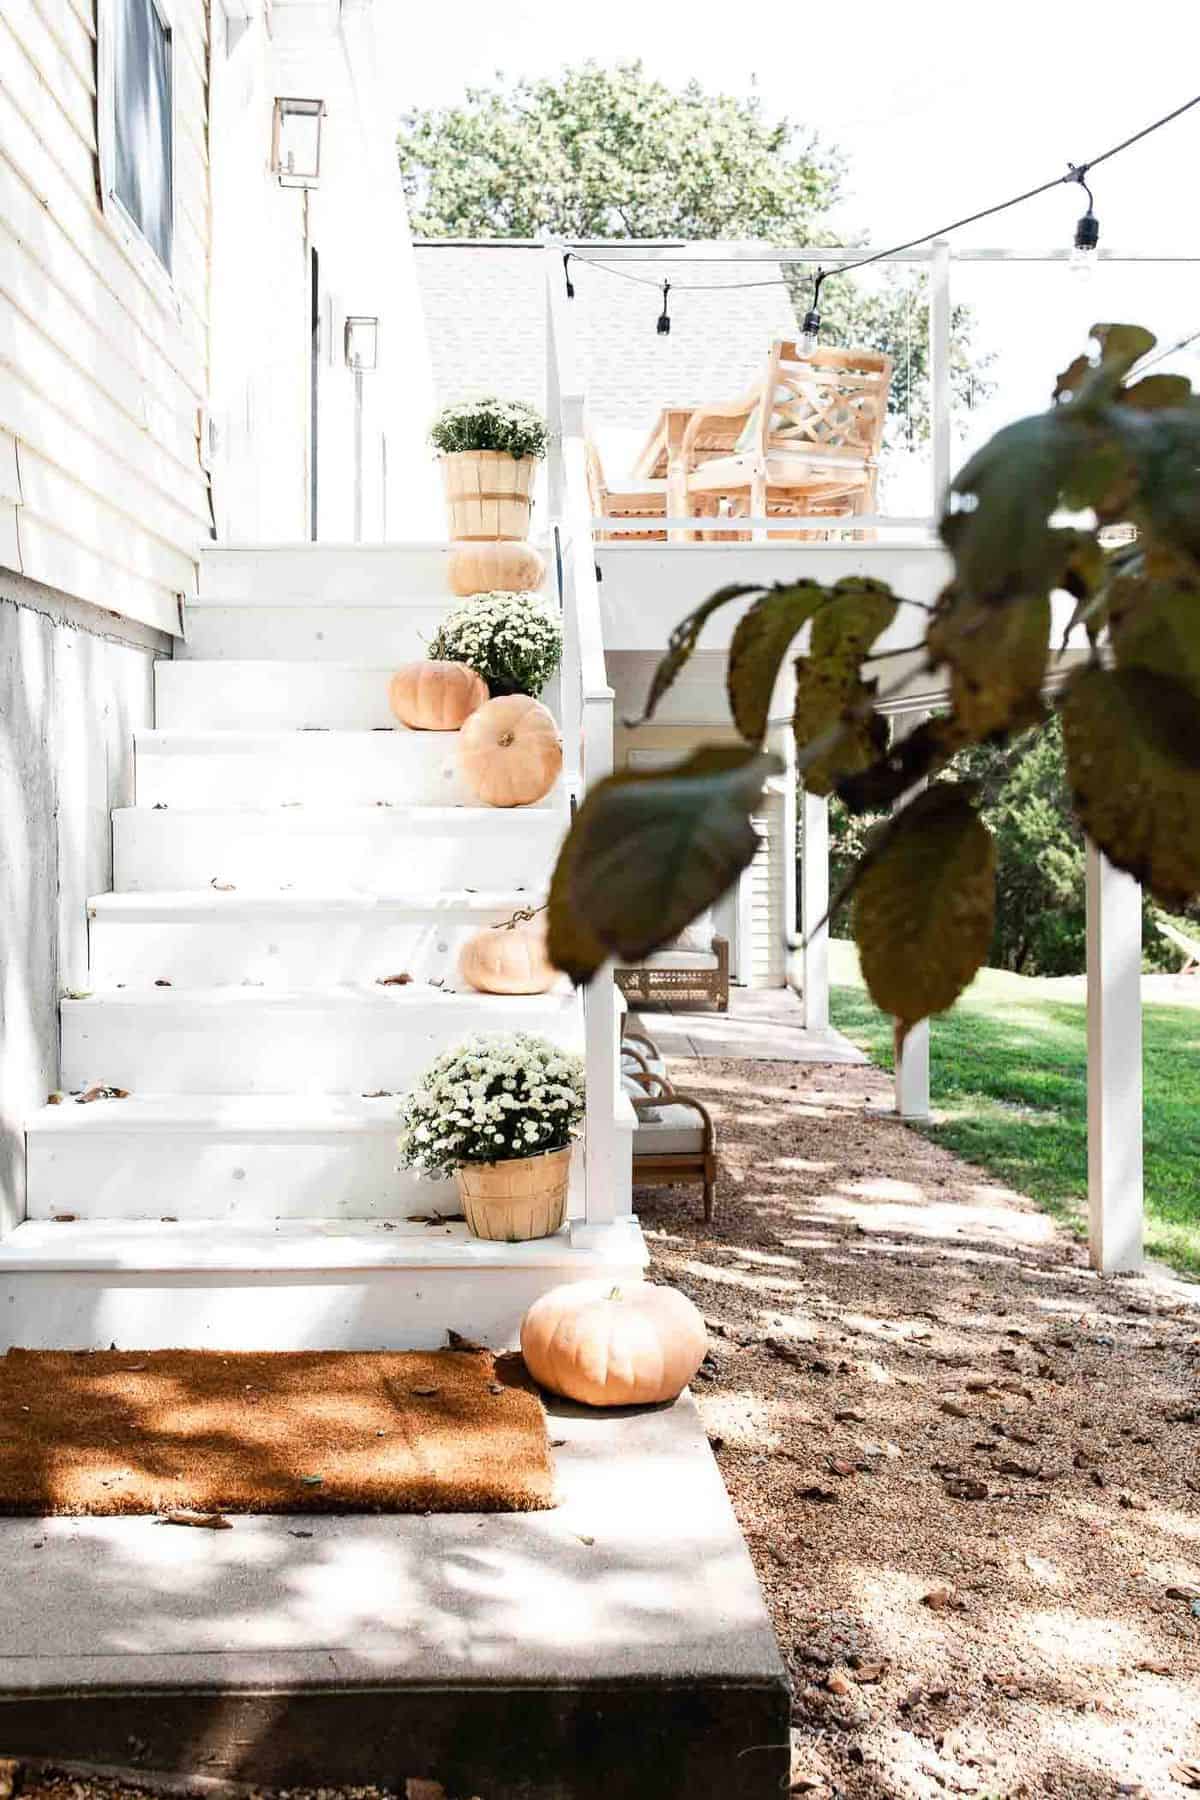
top-left (828, 941), bottom-right (1200, 1276)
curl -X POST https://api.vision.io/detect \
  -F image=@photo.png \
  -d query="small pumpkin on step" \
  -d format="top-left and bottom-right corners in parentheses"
top-left (458, 695), bottom-right (562, 806)
top-left (459, 909), bottom-right (557, 995)
top-left (388, 660), bottom-right (489, 731)
top-left (447, 541), bottom-right (546, 597)
top-left (520, 1280), bottom-right (708, 1408)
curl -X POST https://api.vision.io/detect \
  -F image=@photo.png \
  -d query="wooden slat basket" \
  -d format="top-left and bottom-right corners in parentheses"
top-left (456, 1145), bottom-right (571, 1241)
top-left (441, 451), bottom-right (536, 542)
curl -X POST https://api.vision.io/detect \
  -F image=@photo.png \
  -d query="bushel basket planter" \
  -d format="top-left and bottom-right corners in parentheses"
top-left (456, 1145), bottom-right (571, 1241)
top-left (441, 451), bottom-right (535, 542)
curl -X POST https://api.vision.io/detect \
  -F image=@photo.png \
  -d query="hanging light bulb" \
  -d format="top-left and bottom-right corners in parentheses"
top-left (656, 280), bottom-right (671, 335)
top-left (1066, 165), bottom-right (1099, 277)
top-left (799, 268), bottom-right (825, 352)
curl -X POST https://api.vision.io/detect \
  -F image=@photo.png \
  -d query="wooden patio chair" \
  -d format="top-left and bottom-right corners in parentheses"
top-left (681, 340), bottom-right (893, 539)
top-left (615, 912), bottom-right (730, 1012)
top-left (621, 1037), bottom-right (717, 1222)
top-left (585, 436), bottom-right (668, 541)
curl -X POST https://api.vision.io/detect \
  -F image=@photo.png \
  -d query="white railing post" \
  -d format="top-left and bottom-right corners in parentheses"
top-left (1086, 842), bottom-right (1144, 1272)
top-left (543, 247), bottom-right (626, 1236)
top-left (929, 238), bottom-right (952, 519)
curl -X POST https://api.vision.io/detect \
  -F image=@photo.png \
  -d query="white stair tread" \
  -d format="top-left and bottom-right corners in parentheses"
top-left (89, 888), bottom-right (543, 921)
top-left (62, 984), bottom-right (574, 1012)
top-left (115, 802), bottom-right (568, 829)
top-left (28, 1093), bottom-right (406, 1137)
top-left (0, 1216), bottom-right (629, 1273)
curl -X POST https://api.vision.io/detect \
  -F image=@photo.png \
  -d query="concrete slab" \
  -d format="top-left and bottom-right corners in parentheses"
top-left (0, 1392), bottom-right (787, 1800)
top-left (630, 986), bottom-right (866, 1065)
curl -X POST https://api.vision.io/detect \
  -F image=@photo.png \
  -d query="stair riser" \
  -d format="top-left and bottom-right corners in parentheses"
top-left (27, 1133), bottom-right (584, 1222)
top-left (197, 545), bottom-right (465, 602)
top-left (112, 812), bottom-right (566, 893)
top-left (156, 664), bottom-right (399, 729)
top-left (180, 605), bottom-right (452, 663)
top-left (0, 1259), bottom-right (643, 1352)
top-left (61, 999), bottom-right (583, 1093)
top-left (89, 914), bottom-right (525, 987)
top-left (136, 735), bottom-right (479, 808)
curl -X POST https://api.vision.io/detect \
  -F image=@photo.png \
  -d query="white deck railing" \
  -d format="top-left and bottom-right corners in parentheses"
top-left (545, 248), bottom-right (628, 1233)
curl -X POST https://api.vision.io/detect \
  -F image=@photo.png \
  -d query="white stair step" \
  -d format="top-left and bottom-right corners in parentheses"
top-left (60, 986), bottom-right (583, 1094)
top-left (0, 1215), bottom-right (648, 1350)
top-left (25, 1094), bottom-right (583, 1222)
top-left (133, 729), bottom-right (520, 808)
top-left (155, 662), bottom-right (403, 729)
top-left (196, 543), bottom-right (465, 603)
top-left (112, 804), bottom-right (568, 893)
top-left (87, 889), bottom-right (542, 987)
top-left (179, 603), bottom-right (455, 663)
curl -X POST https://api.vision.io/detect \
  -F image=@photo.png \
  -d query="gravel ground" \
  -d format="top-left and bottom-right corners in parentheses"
top-left (638, 1057), bottom-right (1200, 1800)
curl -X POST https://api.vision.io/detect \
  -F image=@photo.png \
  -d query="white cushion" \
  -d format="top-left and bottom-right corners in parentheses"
top-left (636, 950), bottom-right (718, 971)
top-left (668, 908), bottom-right (715, 953)
top-left (622, 1047), bottom-right (666, 1080)
top-left (621, 1071), bottom-right (662, 1122)
top-left (634, 1103), bottom-right (706, 1156)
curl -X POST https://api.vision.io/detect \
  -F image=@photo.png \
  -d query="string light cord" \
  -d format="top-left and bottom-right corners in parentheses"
top-left (560, 91), bottom-right (1200, 312)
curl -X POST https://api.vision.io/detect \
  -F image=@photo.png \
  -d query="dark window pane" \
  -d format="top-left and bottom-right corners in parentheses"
top-left (113, 0), bottom-right (173, 271)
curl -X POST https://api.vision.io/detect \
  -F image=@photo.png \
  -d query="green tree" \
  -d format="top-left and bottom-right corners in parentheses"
top-left (397, 62), bottom-right (991, 434)
top-left (397, 62), bottom-right (842, 241)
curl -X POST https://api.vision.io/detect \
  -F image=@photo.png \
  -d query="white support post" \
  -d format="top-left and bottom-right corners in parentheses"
top-left (891, 709), bottom-right (931, 1120)
top-left (801, 788), bottom-right (829, 1033)
top-left (929, 238), bottom-right (952, 519)
top-left (1086, 841), bottom-right (1144, 1273)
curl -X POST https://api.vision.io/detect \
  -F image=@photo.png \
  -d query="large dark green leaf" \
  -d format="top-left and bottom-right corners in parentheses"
top-left (927, 587), bottom-right (1049, 741)
top-left (546, 745), bottom-right (782, 984)
top-left (1106, 558), bottom-right (1200, 693)
top-left (852, 784), bottom-right (996, 1034)
top-left (626, 583), bottom-right (761, 726)
top-left (726, 581), bottom-right (826, 746)
top-left (790, 580), bottom-right (898, 794)
top-left (836, 713), bottom-right (962, 813)
top-left (1064, 323), bottom-right (1157, 410)
top-left (1060, 664), bottom-right (1200, 907)
top-left (1107, 405), bottom-right (1200, 564)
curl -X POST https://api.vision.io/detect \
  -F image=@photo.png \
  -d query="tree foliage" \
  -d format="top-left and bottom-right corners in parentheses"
top-left (547, 323), bottom-right (1200, 1030)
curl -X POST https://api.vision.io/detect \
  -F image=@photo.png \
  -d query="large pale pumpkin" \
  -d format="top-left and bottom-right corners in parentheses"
top-left (447, 541), bottom-right (546, 598)
top-left (459, 913), bottom-right (557, 994)
top-left (520, 1280), bottom-right (708, 1408)
top-left (388, 660), bottom-right (489, 731)
top-left (458, 695), bottom-right (562, 807)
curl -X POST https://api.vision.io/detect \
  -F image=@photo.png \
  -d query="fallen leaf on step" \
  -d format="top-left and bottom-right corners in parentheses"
top-left (210, 879), bottom-right (236, 891)
top-left (289, 1530), bottom-right (314, 1539)
top-left (447, 1329), bottom-right (486, 1352)
top-left (363, 1090), bottom-right (394, 1099)
top-left (76, 1085), bottom-right (129, 1103)
top-left (159, 1511), bottom-right (232, 1530)
top-left (376, 973), bottom-right (413, 986)
top-left (577, 1534), bottom-right (595, 1546)
top-left (154, 978), bottom-right (172, 987)
top-left (46, 1092), bottom-right (63, 1105)
top-left (51, 1214), bottom-right (77, 1223)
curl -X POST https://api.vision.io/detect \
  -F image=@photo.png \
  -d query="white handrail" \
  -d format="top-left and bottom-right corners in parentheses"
top-left (544, 246), bottom-right (624, 1233)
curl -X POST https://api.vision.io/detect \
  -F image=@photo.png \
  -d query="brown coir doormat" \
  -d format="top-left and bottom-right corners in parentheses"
top-left (0, 1347), bottom-right (556, 1516)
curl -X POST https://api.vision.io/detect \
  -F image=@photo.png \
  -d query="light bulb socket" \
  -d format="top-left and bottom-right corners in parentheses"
top-left (801, 306), bottom-right (821, 343)
top-left (1074, 209), bottom-right (1099, 253)
top-left (656, 280), bottom-right (671, 335)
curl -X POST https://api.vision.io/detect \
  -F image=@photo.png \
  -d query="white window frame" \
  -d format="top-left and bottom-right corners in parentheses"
top-left (96, 0), bottom-right (179, 309)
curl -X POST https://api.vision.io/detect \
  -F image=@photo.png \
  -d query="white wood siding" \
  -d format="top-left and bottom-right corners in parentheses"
top-left (0, 0), bottom-right (210, 634)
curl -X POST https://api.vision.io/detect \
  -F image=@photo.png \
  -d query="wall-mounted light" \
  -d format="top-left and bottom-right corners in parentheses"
top-left (344, 315), bottom-right (379, 371)
top-left (272, 97), bottom-right (325, 187)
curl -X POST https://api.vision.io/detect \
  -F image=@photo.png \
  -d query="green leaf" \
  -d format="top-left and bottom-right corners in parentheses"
top-left (627, 584), bottom-right (761, 727)
top-left (927, 587), bottom-right (1049, 740)
top-left (1119, 374), bottom-right (1193, 412)
top-left (789, 581), bottom-right (897, 795)
top-left (852, 784), bottom-right (996, 1032)
top-left (1106, 559), bottom-right (1200, 693)
top-left (546, 745), bottom-right (782, 984)
top-left (727, 581), bottom-right (826, 746)
top-left (1065, 323), bottom-right (1157, 410)
top-left (1108, 405), bottom-right (1200, 564)
top-left (836, 714), bottom-right (963, 813)
top-left (1061, 665), bottom-right (1200, 907)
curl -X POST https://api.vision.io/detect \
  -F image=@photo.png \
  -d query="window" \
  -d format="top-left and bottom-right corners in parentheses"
top-left (99, 0), bottom-right (174, 277)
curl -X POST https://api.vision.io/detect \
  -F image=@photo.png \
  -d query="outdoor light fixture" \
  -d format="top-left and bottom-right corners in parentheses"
top-left (799, 268), bottom-right (827, 352)
top-left (656, 280), bottom-right (671, 336)
top-left (1067, 165), bottom-right (1099, 276)
top-left (272, 97), bottom-right (325, 187)
top-left (344, 315), bottom-right (380, 371)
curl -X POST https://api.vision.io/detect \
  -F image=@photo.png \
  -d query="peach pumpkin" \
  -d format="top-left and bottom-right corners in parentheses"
top-left (521, 1280), bottom-right (708, 1408)
top-left (458, 695), bottom-right (562, 807)
top-left (459, 913), bottom-right (557, 995)
top-left (447, 541), bottom-right (546, 598)
top-left (388, 660), bottom-right (488, 731)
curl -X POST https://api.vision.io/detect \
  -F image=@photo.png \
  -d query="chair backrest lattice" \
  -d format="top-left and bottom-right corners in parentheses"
top-left (756, 341), bottom-right (893, 467)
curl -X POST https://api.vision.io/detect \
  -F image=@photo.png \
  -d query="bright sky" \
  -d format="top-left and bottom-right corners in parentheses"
top-left (379, 0), bottom-right (1200, 500)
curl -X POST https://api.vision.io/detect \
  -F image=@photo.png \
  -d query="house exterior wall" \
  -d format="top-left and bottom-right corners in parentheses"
top-left (0, 573), bottom-right (165, 1236)
top-left (0, 0), bottom-right (212, 637)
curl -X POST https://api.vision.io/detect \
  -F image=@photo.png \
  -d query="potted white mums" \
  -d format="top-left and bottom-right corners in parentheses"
top-left (427, 589), bottom-right (563, 698)
top-left (430, 398), bottom-right (548, 544)
top-left (397, 1033), bottom-right (585, 1241)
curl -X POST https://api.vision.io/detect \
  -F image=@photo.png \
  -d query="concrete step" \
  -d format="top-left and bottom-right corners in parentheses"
top-left (112, 803), bottom-right (568, 893)
top-left (87, 888), bottom-right (542, 987)
top-left (61, 985), bottom-right (583, 1094)
top-left (133, 729), bottom-right (554, 808)
top-left (25, 1093), bottom-right (583, 1222)
top-left (179, 602), bottom-right (454, 663)
top-left (155, 660), bottom-right (564, 731)
top-left (0, 1215), bottom-right (646, 1350)
top-left (0, 1390), bottom-right (786, 1800)
top-left (196, 542), bottom-right (465, 603)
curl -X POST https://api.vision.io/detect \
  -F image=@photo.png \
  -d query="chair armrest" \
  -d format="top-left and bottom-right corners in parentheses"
top-left (680, 389), bottom-right (759, 461)
top-left (636, 1084), bottom-right (716, 1148)
top-left (621, 1043), bottom-right (653, 1078)
top-left (622, 1026), bottom-right (662, 1060)
top-left (712, 935), bottom-right (729, 977)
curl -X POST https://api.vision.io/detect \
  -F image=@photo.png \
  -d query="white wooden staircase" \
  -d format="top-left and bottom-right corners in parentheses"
top-left (2, 545), bottom-right (645, 1349)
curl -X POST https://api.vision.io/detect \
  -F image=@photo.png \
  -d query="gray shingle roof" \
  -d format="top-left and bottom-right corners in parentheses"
top-left (414, 243), bottom-right (799, 451)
